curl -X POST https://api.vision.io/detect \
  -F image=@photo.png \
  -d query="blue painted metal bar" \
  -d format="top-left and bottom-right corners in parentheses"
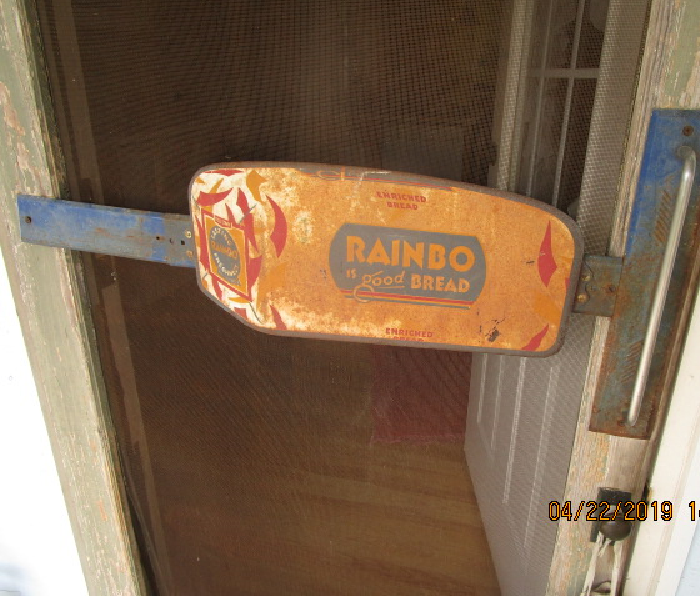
top-left (590, 109), bottom-right (700, 438)
top-left (17, 195), bottom-right (196, 268)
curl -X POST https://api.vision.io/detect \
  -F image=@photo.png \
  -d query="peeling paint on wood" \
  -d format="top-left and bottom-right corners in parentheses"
top-left (548, 0), bottom-right (700, 594)
top-left (18, 195), bottom-right (195, 267)
top-left (0, 0), bottom-right (143, 594)
top-left (662, 1), bottom-right (700, 107)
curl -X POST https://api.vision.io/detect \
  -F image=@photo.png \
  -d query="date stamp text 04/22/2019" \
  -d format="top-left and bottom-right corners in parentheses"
top-left (548, 501), bottom-right (700, 522)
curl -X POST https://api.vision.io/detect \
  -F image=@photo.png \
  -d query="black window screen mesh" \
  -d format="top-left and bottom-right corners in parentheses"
top-left (36, 0), bottom-right (609, 594)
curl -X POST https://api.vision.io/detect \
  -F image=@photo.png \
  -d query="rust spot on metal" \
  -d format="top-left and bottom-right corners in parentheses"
top-left (572, 255), bottom-right (622, 317)
top-left (589, 111), bottom-right (700, 439)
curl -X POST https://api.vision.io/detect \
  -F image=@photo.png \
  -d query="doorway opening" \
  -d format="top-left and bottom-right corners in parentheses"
top-left (36, 0), bottom-right (617, 593)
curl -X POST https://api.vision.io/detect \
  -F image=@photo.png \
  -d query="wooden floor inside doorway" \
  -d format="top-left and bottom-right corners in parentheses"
top-left (158, 397), bottom-right (500, 595)
top-left (105, 263), bottom-right (499, 594)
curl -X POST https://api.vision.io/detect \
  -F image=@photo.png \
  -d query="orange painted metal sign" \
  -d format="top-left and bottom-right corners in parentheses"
top-left (190, 164), bottom-right (583, 355)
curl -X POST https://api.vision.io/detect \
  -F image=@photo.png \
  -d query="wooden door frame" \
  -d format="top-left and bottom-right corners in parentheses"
top-left (1, 0), bottom-right (697, 595)
top-left (548, 0), bottom-right (700, 594)
top-left (0, 0), bottom-right (144, 594)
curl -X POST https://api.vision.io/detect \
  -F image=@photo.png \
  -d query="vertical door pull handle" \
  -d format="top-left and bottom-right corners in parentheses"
top-left (628, 146), bottom-right (696, 426)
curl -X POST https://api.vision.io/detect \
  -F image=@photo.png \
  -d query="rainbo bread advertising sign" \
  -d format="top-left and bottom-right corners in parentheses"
top-left (190, 164), bottom-right (582, 355)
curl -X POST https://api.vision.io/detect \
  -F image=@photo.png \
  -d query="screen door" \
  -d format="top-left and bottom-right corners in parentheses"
top-left (33, 0), bottom-right (647, 594)
top-left (36, 0), bottom-right (509, 593)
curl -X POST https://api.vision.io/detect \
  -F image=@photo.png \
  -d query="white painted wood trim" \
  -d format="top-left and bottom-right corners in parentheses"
top-left (0, 231), bottom-right (88, 595)
top-left (624, 280), bottom-right (700, 595)
top-left (0, 0), bottom-right (144, 594)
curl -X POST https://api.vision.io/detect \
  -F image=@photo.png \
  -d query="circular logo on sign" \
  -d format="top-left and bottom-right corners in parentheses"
top-left (209, 226), bottom-right (241, 284)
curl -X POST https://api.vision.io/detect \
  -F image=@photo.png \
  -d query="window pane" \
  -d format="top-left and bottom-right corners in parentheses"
top-left (559, 78), bottom-right (598, 213)
top-left (576, 0), bottom-right (609, 68)
top-left (545, 0), bottom-right (581, 69)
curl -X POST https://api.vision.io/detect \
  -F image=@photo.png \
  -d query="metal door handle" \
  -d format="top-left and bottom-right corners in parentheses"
top-left (628, 146), bottom-right (696, 426)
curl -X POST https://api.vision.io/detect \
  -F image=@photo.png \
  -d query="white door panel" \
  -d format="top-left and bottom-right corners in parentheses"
top-left (465, 0), bottom-right (652, 593)
top-left (467, 316), bottom-right (594, 594)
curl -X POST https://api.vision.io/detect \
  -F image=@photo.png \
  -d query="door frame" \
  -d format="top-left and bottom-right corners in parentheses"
top-left (548, 0), bottom-right (700, 593)
top-left (0, 0), bottom-right (697, 595)
top-left (0, 0), bottom-right (144, 594)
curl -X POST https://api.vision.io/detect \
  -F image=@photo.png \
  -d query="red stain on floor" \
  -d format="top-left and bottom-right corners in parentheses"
top-left (371, 346), bottom-right (470, 443)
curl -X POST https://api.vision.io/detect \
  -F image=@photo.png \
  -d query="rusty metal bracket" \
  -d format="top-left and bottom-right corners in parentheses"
top-left (17, 195), bottom-right (196, 267)
top-left (18, 195), bottom-right (624, 318)
top-left (590, 109), bottom-right (700, 439)
top-left (572, 255), bottom-right (623, 317)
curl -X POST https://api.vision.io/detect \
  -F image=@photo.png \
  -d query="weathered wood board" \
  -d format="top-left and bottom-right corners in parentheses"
top-left (191, 164), bottom-right (583, 355)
